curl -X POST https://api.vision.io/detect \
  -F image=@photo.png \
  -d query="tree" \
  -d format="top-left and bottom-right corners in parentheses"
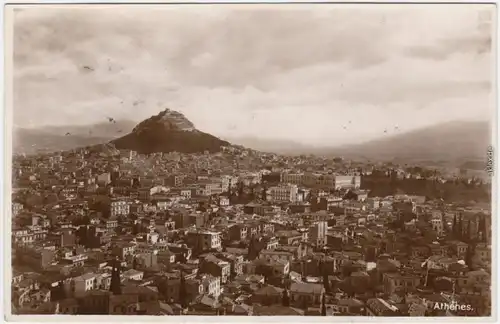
top-left (452, 214), bottom-right (457, 236)
top-left (247, 237), bottom-right (262, 261)
top-left (229, 262), bottom-right (237, 282)
top-left (480, 216), bottom-right (488, 242)
top-left (282, 288), bottom-right (290, 307)
top-left (323, 271), bottom-right (331, 294)
top-left (342, 264), bottom-right (355, 278)
top-left (320, 293), bottom-right (327, 316)
top-left (434, 277), bottom-right (454, 292)
top-left (249, 186), bottom-right (255, 201)
top-left (53, 281), bottom-right (66, 301)
top-left (465, 243), bottom-right (476, 269)
top-left (301, 297), bottom-right (309, 311)
top-left (179, 271), bottom-right (188, 309)
top-left (320, 260), bottom-right (331, 294)
top-left (247, 239), bottom-right (255, 261)
top-left (261, 186), bottom-right (267, 201)
top-left (109, 258), bottom-right (122, 295)
top-left (237, 180), bottom-right (244, 197)
top-left (255, 263), bottom-right (273, 284)
top-left (465, 220), bottom-right (471, 242)
top-left (156, 277), bottom-right (170, 302)
top-left (457, 215), bottom-right (463, 239)
top-left (177, 252), bottom-right (187, 264)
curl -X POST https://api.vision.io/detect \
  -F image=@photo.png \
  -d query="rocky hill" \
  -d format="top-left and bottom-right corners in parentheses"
top-left (111, 109), bottom-right (230, 154)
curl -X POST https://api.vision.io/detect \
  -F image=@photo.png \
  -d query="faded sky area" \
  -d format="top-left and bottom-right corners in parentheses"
top-left (11, 4), bottom-right (495, 146)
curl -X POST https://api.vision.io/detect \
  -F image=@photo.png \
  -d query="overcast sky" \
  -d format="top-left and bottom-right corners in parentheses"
top-left (11, 4), bottom-right (494, 146)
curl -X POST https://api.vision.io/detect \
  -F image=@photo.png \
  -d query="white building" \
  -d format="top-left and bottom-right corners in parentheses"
top-left (268, 184), bottom-right (299, 202)
top-left (110, 198), bottom-right (131, 218)
top-left (334, 175), bottom-right (361, 190)
top-left (201, 275), bottom-right (221, 297)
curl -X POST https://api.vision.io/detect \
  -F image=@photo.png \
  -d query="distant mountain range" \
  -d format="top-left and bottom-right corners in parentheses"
top-left (13, 112), bottom-right (491, 169)
top-left (13, 120), bottom-right (136, 154)
top-left (228, 121), bottom-right (491, 168)
top-left (331, 121), bottom-right (491, 164)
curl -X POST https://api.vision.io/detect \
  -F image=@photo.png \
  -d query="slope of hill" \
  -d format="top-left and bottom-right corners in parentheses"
top-left (13, 120), bottom-right (136, 155)
top-left (224, 136), bottom-right (313, 155)
top-left (332, 121), bottom-right (491, 164)
top-left (111, 109), bottom-right (230, 154)
top-left (14, 131), bottom-right (110, 155)
top-left (14, 116), bottom-right (490, 165)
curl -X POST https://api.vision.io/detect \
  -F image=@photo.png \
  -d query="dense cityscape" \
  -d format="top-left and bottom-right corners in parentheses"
top-left (10, 110), bottom-right (492, 317)
top-left (9, 3), bottom-right (493, 319)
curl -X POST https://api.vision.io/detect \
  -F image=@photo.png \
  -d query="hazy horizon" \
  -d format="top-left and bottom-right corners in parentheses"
top-left (11, 4), bottom-right (495, 146)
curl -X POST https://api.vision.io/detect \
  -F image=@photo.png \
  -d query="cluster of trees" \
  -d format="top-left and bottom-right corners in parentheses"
top-left (452, 213), bottom-right (489, 269)
top-left (51, 282), bottom-right (67, 302)
top-left (452, 213), bottom-right (489, 243)
top-left (247, 236), bottom-right (266, 261)
top-left (13, 189), bottom-right (61, 210)
top-left (362, 172), bottom-right (490, 202)
top-left (226, 180), bottom-right (267, 205)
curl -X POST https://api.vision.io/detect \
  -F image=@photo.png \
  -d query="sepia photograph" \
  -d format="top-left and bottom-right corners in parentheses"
top-left (5, 2), bottom-right (496, 319)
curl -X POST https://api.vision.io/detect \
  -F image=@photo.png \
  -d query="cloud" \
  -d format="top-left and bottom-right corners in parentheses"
top-left (10, 4), bottom-right (494, 146)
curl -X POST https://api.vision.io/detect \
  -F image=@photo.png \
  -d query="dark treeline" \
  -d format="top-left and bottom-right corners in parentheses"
top-left (361, 174), bottom-right (491, 203)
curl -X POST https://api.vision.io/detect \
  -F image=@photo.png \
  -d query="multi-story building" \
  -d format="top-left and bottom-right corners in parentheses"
top-left (62, 250), bottom-right (88, 267)
top-left (228, 224), bottom-right (248, 242)
top-left (200, 255), bottom-right (231, 284)
top-left (268, 184), bottom-right (298, 203)
top-left (282, 172), bottom-right (336, 189)
top-left (430, 217), bottom-right (444, 236)
top-left (281, 172), bottom-right (304, 185)
top-left (135, 252), bottom-right (158, 268)
top-left (448, 240), bottom-right (468, 259)
top-left (382, 272), bottom-right (421, 294)
top-left (12, 202), bottom-right (24, 217)
top-left (474, 243), bottom-right (491, 266)
top-left (289, 282), bottom-right (324, 307)
top-left (201, 275), bottom-right (221, 298)
top-left (314, 174), bottom-right (336, 188)
top-left (96, 173), bottom-right (111, 186)
top-left (72, 273), bottom-right (97, 298)
top-left (13, 227), bottom-right (49, 246)
top-left (259, 250), bottom-right (295, 263)
top-left (171, 175), bottom-right (186, 187)
top-left (179, 189), bottom-right (192, 199)
top-left (112, 243), bottom-right (136, 260)
top-left (110, 198), bottom-right (131, 218)
top-left (308, 221), bottom-right (328, 247)
top-left (220, 175), bottom-right (238, 192)
top-left (219, 196), bottom-right (230, 206)
top-left (365, 298), bottom-right (401, 316)
top-left (186, 230), bottom-right (222, 253)
top-left (334, 175), bottom-right (361, 190)
top-left (198, 182), bottom-right (223, 196)
top-left (119, 149), bottom-right (137, 161)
